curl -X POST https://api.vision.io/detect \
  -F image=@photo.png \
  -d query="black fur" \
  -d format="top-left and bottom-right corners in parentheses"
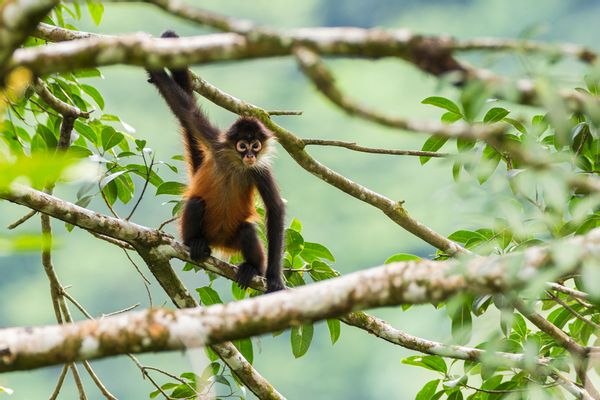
top-left (254, 169), bottom-right (286, 293)
top-left (182, 197), bottom-right (211, 260)
top-left (236, 223), bottom-right (265, 289)
top-left (146, 69), bottom-right (217, 172)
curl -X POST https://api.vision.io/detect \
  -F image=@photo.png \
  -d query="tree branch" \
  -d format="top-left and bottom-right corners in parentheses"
top-left (0, 0), bottom-right (57, 73)
top-left (303, 139), bottom-right (449, 157)
top-left (188, 71), bottom-right (467, 255)
top-left (293, 46), bottom-right (504, 140)
top-left (1, 226), bottom-right (599, 371)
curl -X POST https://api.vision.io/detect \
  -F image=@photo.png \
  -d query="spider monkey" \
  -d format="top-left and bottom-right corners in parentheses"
top-left (147, 30), bottom-right (286, 293)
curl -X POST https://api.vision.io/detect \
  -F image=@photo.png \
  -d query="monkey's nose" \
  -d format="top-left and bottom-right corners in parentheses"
top-left (243, 154), bottom-right (256, 166)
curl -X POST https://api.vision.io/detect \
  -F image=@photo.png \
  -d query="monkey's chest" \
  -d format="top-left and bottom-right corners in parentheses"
top-left (199, 181), bottom-right (258, 248)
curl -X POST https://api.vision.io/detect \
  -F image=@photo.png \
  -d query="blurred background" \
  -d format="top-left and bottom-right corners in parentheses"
top-left (2, 0), bottom-right (600, 398)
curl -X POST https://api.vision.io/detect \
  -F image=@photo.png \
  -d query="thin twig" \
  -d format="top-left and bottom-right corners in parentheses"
top-left (128, 354), bottom-right (173, 400)
top-left (267, 110), bottom-right (302, 116)
top-left (303, 139), bottom-right (449, 157)
top-left (123, 249), bottom-right (153, 307)
top-left (548, 282), bottom-right (590, 302)
top-left (82, 361), bottom-right (118, 400)
top-left (546, 291), bottom-right (600, 331)
top-left (7, 210), bottom-right (37, 229)
top-left (48, 364), bottom-right (69, 400)
top-left (101, 303), bottom-right (140, 318)
top-left (157, 216), bottom-right (178, 231)
top-left (125, 154), bottom-right (154, 221)
top-left (89, 231), bottom-right (134, 250)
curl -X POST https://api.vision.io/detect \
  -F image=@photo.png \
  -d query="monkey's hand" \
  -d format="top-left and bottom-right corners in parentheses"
top-left (236, 263), bottom-right (261, 289)
top-left (187, 238), bottom-right (212, 261)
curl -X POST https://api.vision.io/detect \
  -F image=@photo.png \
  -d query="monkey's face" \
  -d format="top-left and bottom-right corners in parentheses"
top-left (235, 139), bottom-right (263, 166)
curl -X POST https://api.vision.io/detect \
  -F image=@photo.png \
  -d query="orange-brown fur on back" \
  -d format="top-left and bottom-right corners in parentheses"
top-left (183, 149), bottom-right (258, 253)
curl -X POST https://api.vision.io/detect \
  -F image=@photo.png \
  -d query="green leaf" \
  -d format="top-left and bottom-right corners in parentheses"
top-left (416, 380), bottom-right (440, 400)
top-left (86, 0), bottom-right (104, 25)
top-left (512, 313), bottom-right (527, 337)
top-left (170, 384), bottom-right (195, 398)
top-left (478, 144), bottom-right (501, 184)
top-left (503, 117), bottom-right (527, 134)
top-left (231, 282), bottom-right (246, 300)
top-left (285, 229), bottom-right (304, 258)
top-left (384, 253), bottom-right (421, 264)
top-left (300, 242), bottom-right (335, 262)
top-left (80, 84), bottom-right (104, 110)
top-left (156, 181), bottom-right (186, 196)
top-left (74, 120), bottom-right (97, 144)
top-left (67, 145), bottom-right (93, 158)
top-left (291, 323), bottom-right (314, 358)
top-left (447, 390), bottom-right (464, 400)
top-left (101, 126), bottom-right (123, 151)
top-left (460, 80), bottom-right (489, 122)
top-left (308, 260), bottom-right (338, 281)
top-left (326, 319), bottom-right (341, 345)
top-left (456, 137), bottom-right (476, 152)
top-left (421, 96), bottom-right (462, 115)
top-left (115, 173), bottom-right (134, 204)
top-left (99, 170), bottom-right (127, 189)
top-left (73, 68), bottom-right (103, 79)
top-left (451, 303), bottom-right (472, 345)
top-left (483, 107), bottom-right (510, 123)
top-left (289, 218), bottom-right (302, 232)
top-left (448, 230), bottom-right (486, 244)
top-left (452, 161), bottom-right (461, 181)
top-left (196, 286), bottom-right (223, 306)
top-left (234, 338), bottom-right (253, 364)
top-left (402, 355), bottom-right (447, 374)
top-left (420, 136), bottom-right (449, 165)
top-left (441, 111), bottom-right (462, 123)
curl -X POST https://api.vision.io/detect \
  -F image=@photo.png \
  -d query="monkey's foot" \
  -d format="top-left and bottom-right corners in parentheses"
top-left (265, 278), bottom-right (286, 293)
top-left (187, 239), bottom-right (211, 261)
top-left (236, 263), bottom-right (261, 289)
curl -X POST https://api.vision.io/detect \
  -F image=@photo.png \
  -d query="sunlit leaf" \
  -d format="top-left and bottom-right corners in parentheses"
top-left (291, 323), bottom-right (314, 358)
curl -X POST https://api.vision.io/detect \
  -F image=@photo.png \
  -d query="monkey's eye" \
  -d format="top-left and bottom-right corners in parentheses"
top-left (251, 140), bottom-right (262, 152)
top-left (236, 141), bottom-right (248, 152)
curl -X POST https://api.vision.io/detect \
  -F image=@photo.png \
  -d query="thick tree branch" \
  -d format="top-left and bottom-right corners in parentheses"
top-left (126, 249), bottom-right (285, 400)
top-left (28, 23), bottom-right (598, 115)
top-left (0, 0), bottom-right (57, 74)
top-left (2, 196), bottom-right (281, 395)
top-left (293, 46), bottom-right (505, 140)
top-left (2, 226), bottom-right (600, 371)
top-left (4, 185), bottom-right (598, 384)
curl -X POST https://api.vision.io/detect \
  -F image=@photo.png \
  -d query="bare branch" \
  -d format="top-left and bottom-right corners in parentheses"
top-left (303, 139), bottom-right (449, 158)
top-left (514, 299), bottom-right (585, 356)
top-left (293, 46), bottom-right (504, 140)
top-left (2, 227), bottom-right (600, 371)
top-left (449, 37), bottom-right (597, 63)
top-left (7, 210), bottom-right (37, 229)
top-left (32, 78), bottom-right (90, 118)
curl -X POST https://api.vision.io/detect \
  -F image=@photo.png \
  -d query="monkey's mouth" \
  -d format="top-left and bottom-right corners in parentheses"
top-left (243, 156), bottom-right (257, 166)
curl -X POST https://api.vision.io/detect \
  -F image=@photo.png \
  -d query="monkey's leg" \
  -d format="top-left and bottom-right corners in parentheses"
top-left (235, 222), bottom-right (266, 289)
top-left (182, 197), bottom-right (212, 260)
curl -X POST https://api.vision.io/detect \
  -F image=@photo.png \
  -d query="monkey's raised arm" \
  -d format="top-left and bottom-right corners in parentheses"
top-left (147, 69), bottom-right (220, 171)
top-left (254, 169), bottom-right (286, 292)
